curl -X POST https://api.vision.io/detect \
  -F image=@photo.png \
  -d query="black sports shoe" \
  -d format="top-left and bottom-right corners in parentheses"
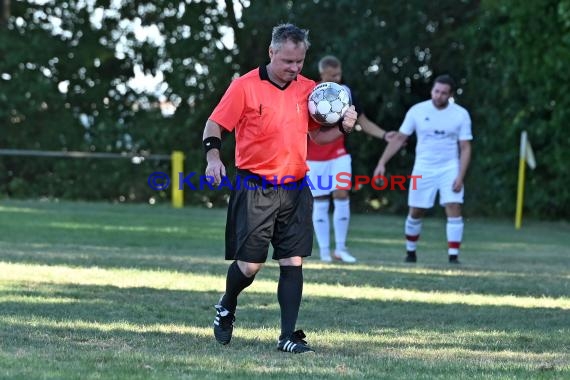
top-left (277, 330), bottom-right (315, 354)
top-left (448, 255), bottom-right (460, 264)
top-left (213, 304), bottom-right (235, 345)
top-left (405, 250), bottom-right (417, 263)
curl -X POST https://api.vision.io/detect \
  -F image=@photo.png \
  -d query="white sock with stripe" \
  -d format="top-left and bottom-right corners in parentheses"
top-left (447, 216), bottom-right (464, 255)
top-left (405, 216), bottom-right (422, 252)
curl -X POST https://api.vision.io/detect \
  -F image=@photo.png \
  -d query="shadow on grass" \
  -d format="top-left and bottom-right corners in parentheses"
top-left (1, 202), bottom-right (569, 378)
top-left (1, 282), bottom-right (568, 351)
top-left (1, 242), bottom-right (568, 300)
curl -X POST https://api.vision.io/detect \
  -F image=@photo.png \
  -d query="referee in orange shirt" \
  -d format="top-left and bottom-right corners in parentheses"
top-left (202, 23), bottom-right (357, 353)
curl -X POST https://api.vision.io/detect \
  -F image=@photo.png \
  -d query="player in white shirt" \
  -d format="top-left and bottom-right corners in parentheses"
top-left (373, 75), bottom-right (472, 263)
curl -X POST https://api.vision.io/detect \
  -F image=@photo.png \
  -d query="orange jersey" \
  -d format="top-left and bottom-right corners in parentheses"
top-left (209, 66), bottom-right (321, 183)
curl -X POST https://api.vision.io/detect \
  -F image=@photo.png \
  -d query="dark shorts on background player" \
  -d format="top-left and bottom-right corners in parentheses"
top-left (225, 169), bottom-right (314, 263)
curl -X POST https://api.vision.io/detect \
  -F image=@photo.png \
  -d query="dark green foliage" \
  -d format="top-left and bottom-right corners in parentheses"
top-left (0, 0), bottom-right (567, 218)
top-left (462, 0), bottom-right (570, 218)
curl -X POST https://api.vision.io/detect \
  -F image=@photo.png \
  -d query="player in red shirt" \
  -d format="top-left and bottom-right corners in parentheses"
top-left (307, 55), bottom-right (396, 263)
top-left (202, 24), bottom-right (357, 353)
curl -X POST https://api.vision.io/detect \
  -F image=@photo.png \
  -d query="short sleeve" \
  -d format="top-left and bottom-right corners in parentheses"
top-left (398, 108), bottom-right (416, 136)
top-left (209, 80), bottom-right (245, 132)
top-left (459, 110), bottom-right (473, 141)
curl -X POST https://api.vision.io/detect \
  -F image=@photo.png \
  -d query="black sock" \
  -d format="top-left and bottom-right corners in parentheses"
top-left (277, 265), bottom-right (303, 339)
top-left (220, 261), bottom-right (255, 313)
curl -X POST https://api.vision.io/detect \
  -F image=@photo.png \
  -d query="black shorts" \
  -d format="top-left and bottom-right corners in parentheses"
top-left (225, 169), bottom-right (314, 263)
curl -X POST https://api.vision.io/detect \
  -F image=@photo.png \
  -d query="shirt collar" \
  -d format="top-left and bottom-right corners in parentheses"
top-left (259, 65), bottom-right (294, 90)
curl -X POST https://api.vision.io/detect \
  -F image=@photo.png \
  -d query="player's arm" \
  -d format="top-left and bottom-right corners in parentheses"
top-left (357, 113), bottom-right (397, 142)
top-left (453, 140), bottom-right (472, 192)
top-left (373, 132), bottom-right (409, 177)
top-left (309, 106), bottom-right (357, 144)
top-left (202, 119), bottom-right (226, 185)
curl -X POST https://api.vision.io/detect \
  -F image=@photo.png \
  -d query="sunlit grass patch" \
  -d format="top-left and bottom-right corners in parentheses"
top-left (0, 200), bottom-right (568, 379)
top-left (2, 262), bottom-right (568, 310)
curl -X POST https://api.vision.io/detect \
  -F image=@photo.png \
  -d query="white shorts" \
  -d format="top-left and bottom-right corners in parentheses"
top-left (408, 165), bottom-right (464, 208)
top-left (307, 154), bottom-right (352, 197)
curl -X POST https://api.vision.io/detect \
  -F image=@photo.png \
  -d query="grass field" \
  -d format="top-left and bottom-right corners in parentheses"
top-left (0, 199), bottom-right (568, 379)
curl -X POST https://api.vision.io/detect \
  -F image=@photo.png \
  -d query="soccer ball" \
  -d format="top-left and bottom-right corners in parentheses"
top-left (308, 82), bottom-right (351, 126)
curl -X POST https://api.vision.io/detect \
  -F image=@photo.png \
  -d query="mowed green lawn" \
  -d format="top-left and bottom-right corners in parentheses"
top-left (0, 199), bottom-right (568, 379)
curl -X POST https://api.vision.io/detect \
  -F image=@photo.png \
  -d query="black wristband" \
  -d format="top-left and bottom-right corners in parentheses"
top-left (203, 136), bottom-right (222, 154)
top-left (338, 118), bottom-right (350, 136)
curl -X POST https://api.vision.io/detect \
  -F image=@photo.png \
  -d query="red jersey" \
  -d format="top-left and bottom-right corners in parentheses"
top-left (306, 135), bottom-right (347, 161)
top-left (209, 66), bottom-right (321, 183)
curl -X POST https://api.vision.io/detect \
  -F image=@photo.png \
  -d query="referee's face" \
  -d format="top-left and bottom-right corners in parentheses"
top-left (268, 40), bottom-right (307, 85)
top-left (431, 83), bottom-right (453, 109)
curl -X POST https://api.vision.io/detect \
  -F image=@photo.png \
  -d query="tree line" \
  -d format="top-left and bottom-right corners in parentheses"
top-left (1, 0), bottom-right (568, 219)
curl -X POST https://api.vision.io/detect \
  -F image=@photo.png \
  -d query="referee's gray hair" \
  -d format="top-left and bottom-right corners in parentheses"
top-left (318, 55), bottom-right (341, 73)
top-left (270, 23), bottom-right (310, 52)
